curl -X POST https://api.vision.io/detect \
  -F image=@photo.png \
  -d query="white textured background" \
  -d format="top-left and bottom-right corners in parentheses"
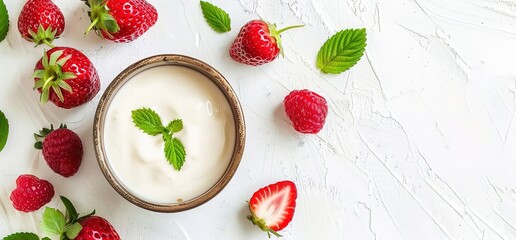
top-left (1, 0), bottom-right (516, 239)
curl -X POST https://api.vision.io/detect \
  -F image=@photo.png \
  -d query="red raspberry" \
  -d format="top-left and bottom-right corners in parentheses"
top-left (283, 89), bottom-right (328, 134)
top-left (10, 174), bottom-right (55, 212)
top-left (35, 124), bottom-right (83, 177)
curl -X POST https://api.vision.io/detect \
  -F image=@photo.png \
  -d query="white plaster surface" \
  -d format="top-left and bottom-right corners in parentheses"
top-left (1, 0), bottom-right (516, 239)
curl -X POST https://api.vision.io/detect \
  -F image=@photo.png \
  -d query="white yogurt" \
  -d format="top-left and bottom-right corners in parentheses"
top-left (104, 65), bottom-right (236, 204)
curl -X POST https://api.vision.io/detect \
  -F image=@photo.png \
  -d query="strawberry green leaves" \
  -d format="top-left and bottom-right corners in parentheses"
top-left (0, 0), bottom-right (8, 42)
top-left (132, 108), bottom-right (187, 171)
top-left (200, 1), bottom-right (231, 33)
top-left (316, 28), bottom-right (367, 74)
top-left (0, 110), bottom-right (8, 152)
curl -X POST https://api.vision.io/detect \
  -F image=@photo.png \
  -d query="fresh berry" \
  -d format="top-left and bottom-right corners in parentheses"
top-left (34, 124), bottom-right (83, 178)
top-left (40, 196), bottom-right (121, 240)
top-left (10, 174), bottom-right (55, 212)
top-left (283, 89), bottom-right (328, 134)
top-left (17, 0), bottom-right (65, 47)
top-left (247, 181), bottom-right (297, 237)
top-left (229, 20), bottom-right (303, 66)
top-left (76, 216), bottom-right (121, 240)
top-left (83, 0), bottom-right (158, 43)
top-left (33, 47), bottom-right (100, 109)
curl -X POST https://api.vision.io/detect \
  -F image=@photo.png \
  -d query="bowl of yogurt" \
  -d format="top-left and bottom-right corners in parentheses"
top-left (93, 55), bottom-right (245, 212)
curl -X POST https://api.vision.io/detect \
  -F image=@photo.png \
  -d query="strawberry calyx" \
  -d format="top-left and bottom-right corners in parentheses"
top-left (265, 21), bottom-right (304, 57)
top-left (83, 0), bottom-right (120, 38)
top-left (28, 25), bottom-right (57, 48)
top-left (33, 50), bottom-right (76, 105)
top-left (247, 204), bottom-right (282, 238)
top-left (34, 124), bottom-right (67, 150)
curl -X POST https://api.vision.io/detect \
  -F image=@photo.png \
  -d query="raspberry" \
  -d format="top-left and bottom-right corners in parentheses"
top-left (283, 89), bottom-right (328, 134)
top-left (35, 125), bottom-right (83, 177)
top-left (10, 174), bottom-right (55, 212)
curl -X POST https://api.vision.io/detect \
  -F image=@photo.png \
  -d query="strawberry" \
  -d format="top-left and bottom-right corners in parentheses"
top-left (41, 196), bottom-right (120, 240)
top-left (76, 216), bottom-right (121, 240)
top-left (247, 180), bottom-right (298, 237)
top-left (17, 0), bottom-right (65, 47)
top-left (34, 124), bottom-right (83, 178)
top-left (229, 20), bottom-right (303, 66)
top-left (33, 47), bottom-right (100, 109)
top-left (82, 0), bottom-right (158, 43)
top-left (10, 174), bottom-right (55, 212)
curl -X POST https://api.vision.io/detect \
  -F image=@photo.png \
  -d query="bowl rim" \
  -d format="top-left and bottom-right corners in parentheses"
top-left (93, 54), bottom-right (246, 213)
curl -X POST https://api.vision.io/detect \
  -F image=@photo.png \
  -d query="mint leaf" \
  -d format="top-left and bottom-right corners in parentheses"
top-left (0, 0), bottom-right (8, 42)
top-left (41, 207), bottom-right (66, 236)
top-left (65, 223), bottom-right (82, 239)
top-left (133, 108), bottom-right (187, 171)
top-left (167, 119), bottom-right (183, 134)
top-left (3, 232), bottom-right (39, 240)
top-left (0, 110), bottom-right (8, 152)
top-left (165, 138), bottom-right (186, 171)
top-left (131, 108), bottom-right (165, 136)
top-left (316, 28), bottom-right (367, 74)
top-left (200, 1), bottom-right (231, 33)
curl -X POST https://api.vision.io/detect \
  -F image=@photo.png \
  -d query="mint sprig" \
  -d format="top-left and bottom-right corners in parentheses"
top-left (132, 108), bottom-right (187, 171)
top-left (0, 0), bottom-right (9, 42)
top-left (316, 28), bottom-right (367, 74)
top-left (0, 110), bottom-right (8, 152)
top-left (200, 1), bottom-right (231, 33)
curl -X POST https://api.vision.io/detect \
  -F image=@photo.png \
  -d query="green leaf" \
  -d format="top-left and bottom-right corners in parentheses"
top-left (100, 13), bottom-right (119, 33)
top-left (0, 0), bottom-right (9, 42)
top-left (3, 232), bottom-right (39, 240)
top-left (0, 110), bottom-right (8, 152)
top-left (167, 119), bottom-right (183, 134)
top-left (316, 28), bottom-right (367, 74)
top-left (164, 138), bottom-right (186, 171)
top-left (41, 238), bottom-right (51, 240)
top-left (200, 1), bottom-right (231, 33)
top-left (131, 108), bottom-right (165, 136)
top-left (60, 196), bottom-right (78, 224)
top-left (65, 223), bottom-right (82, 239)
top-left (41, 208), bottom-right (66, 236)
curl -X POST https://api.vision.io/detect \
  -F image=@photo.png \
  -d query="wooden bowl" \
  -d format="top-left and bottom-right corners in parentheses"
top-left (93, 55), bottom-right (245, 212)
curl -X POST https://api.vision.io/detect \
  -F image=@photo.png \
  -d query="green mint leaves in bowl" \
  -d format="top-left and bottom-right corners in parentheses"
top-left (131, 108), bottom-right (186, 171)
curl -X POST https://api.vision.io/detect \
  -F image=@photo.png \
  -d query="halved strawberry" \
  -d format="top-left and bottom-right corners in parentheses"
top-left (247, 180), bottom-right (297, 238)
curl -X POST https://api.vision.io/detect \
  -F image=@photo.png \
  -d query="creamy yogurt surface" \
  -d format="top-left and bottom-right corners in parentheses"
top-left (104, 65), bottom-right (236, 204)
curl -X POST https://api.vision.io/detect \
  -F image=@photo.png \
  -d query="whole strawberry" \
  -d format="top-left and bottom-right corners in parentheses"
top-left (284, 89), bottom-right (328, 134)
top-left (83, 0), bottom-right (158, 43)
top-left (247, 181), bottom-right (297, 237)
top-left (34, 124), bottom-right (83, 177)
top-left (229, 20), bottom-right (303, 66)
top-left (18, 0), bottom-right (65, 47)
top-left (33, 47), bottom-right (100, 109)
top-left (41, 196), bottom-right (121, 240)
top-left (10, 174), bottom-right (55, 212)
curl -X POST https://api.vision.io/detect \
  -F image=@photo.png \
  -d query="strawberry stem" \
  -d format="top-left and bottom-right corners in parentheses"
top-left (266, 22), bottom-right (304, 58)
top-left (42, 39), bottom-right (55, 48)
top-left (85, 17), bottom-right (100, 35)
top-left (275, 25), bottom-right (304, 35)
